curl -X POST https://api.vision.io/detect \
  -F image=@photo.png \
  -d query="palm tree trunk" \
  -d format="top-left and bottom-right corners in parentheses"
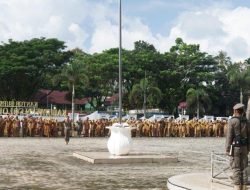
top-left (197, 93), bottom-right (200, 119)
top-left (143, 71), bottom-right (147, 118)
top-left (143, 91), bottom-right (146, 118)
top-left (247, 92), bottom-right (250, 120)
top-left (72, 84), bottom-right (75, 123)
top-left (240, 88), bottom-right (243, 103)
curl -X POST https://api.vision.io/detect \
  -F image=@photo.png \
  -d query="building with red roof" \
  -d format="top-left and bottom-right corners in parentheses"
top-left (34, 89), bottom-right (89, 110)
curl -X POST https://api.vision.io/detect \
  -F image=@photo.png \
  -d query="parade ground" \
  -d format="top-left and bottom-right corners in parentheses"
top-left (0, 137), bottom-right (225, 190)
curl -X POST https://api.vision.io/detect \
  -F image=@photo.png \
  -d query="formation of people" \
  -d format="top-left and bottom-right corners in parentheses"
top-left (0, 114), bottom-right (228, 138)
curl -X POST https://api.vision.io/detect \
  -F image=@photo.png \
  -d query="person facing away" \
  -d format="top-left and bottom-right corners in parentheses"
top-left (64, 116), bottom-right (71, 145)
top-left (226, 103), bottom-right (250, 190)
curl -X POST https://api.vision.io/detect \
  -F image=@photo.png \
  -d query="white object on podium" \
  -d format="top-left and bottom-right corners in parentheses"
top-left (107, 123), bottom-right (133, 156)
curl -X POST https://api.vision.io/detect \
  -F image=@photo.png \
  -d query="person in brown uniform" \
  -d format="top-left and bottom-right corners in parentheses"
top-left (36, 117), bottom-right (44, 137)
top-left (0, 116), bottom-right (4, 137)
top-left (5, 115), bottom-right (13, 137)
top-left (226, 103), bottom-right (250, 190)
top-left (21, 117), bottom-right (28, 137)
top-left (12, 116), bottom-right (21, 137)
top-left (27, 117), bottom-right (36, 137)
top-left (83, 117), bottom-right (90, 137)
top-left (44, 119), bottom-right (51, 138)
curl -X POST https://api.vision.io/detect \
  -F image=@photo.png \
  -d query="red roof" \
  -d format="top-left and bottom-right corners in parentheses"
top-left (34, 89), bottom-right (89, 105)
top-left (178, 101), bottom-right (187, 109)
top-left (106, 94), bottom-right (119, 104)
top-left (105, 94), bottom-right (119, 106)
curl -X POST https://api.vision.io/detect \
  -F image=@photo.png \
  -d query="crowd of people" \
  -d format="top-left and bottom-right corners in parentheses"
top-left (0, 114), bottom-right (228, 138)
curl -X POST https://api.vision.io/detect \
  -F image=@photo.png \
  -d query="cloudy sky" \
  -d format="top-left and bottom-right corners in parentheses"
top-left (1, 0), bottom-right (250, 61)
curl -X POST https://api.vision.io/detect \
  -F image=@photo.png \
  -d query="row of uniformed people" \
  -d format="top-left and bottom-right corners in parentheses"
top-left (127, 119), bottom-right (227, 137)
top-left (0, 115), bottom-right (228, 138)
top-left (0, 115), bottom-right (112, 137)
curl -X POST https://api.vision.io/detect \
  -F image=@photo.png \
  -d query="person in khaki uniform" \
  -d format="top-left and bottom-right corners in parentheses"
top-left (0, 116), bottom-right (4, 137)
top-left (12, 116), bottom-right (20, 137)
top-left (226, 103), bottom-right (250, 190)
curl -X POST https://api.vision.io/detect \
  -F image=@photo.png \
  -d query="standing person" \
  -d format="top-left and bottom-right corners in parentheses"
top-left (21, 117), bottom-right (28, 137)
top-left (226, 103), bottom-right (250, 190)
top-left (12, 116), bottom-right (21, 137)
top-left (77, 118), bottom-right (83, 137)
top-left (5, 115), bottom-right (13, 137)
top-left (64, 116), bottom-right (71, 145)
top-left (36, 117), bottom-right (44, 137)
top-left (83, 117), bottom-right (90, 137)
top-left (0, 116), bottom-right (4, 137)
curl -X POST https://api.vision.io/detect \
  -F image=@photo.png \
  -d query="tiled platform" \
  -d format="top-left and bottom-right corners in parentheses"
top-left (73, 152), bottom-right (178, 164)
top-left (167, 173), bottom-right (250, 190)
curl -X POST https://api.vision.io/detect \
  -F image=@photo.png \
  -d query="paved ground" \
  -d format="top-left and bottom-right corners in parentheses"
top-left (0, 137), bottom-right (225, 190)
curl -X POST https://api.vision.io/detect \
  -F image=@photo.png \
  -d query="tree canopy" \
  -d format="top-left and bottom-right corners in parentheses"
top-left (0, 37), bottom-right (249, 116)
top-left (0, 38), bottom-right (71, 100)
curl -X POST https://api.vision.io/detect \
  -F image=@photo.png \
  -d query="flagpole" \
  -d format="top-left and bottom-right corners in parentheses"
top-left (118, 0), bottom-right (122, 124)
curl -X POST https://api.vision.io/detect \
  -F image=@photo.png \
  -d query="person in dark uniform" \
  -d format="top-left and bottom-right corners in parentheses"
top-left (226, 103), bottom-right (250, 190)
top-left (77, 118), bottom-right (83, 137)
top-left (64, 116), bottom-right (71, 145)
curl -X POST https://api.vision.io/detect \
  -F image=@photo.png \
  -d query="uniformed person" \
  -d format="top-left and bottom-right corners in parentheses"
top-left (77, 119), bottom-right (83, 137)
top-left (12, 116), bottom-right (20, 137)
top-left (63, 116), bottom-right (71, 145)
top-left (226, 103), bottom-right (250, 190)
top-left (21, 117), bottom-right (28, 137)
top-left (0, 116), bottom-right (4, 137)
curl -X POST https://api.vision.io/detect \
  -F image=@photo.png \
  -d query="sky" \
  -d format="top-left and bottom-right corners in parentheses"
top-left (1, 0), bottom-right (250, 61)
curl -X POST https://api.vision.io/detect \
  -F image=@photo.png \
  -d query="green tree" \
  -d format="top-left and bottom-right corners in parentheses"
top-left (215, 51), bottom-right (232, 66)
top-left (55, 50), bottom-right (89, 98)
top-left (124, 41), bottom-right (163, 92)
top-left (158, 38), bottom-right (218, 114)
top-left (55, 50), bottom-right (88, 119)
top-left (228, 63), bottom-right (250, 103)
top-left (186, 88), bottom-right (211, 118)
top-left (0, 38), bottom-right (71, 100)
top-left (129, 78), bottom-right (162, 110)
top-left (81, 49), bottom-right (120, 110)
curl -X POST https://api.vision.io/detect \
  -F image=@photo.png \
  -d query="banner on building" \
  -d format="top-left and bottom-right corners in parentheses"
top-left (0, 101), bottom-right (66, 116)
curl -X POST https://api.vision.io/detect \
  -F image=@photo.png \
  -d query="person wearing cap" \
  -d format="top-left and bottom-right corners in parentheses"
top-left (226, 103), bottom-right (250, 190)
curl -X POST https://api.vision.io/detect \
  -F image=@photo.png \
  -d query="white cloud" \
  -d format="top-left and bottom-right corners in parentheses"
top-left (0, 0), bottom-right (250, 61)
top-left (165, 6), bottom-right (250, 61)
top-left (90, 20), bottom-right (118, 53)
top-left (68, 23), bottom-right (88, 50)
top-left (89, 16), bottom-right (170, 53)
top-left (0, 0), bottom-right (90, 50)
top-left (89, 2), bottom-right (250, 61)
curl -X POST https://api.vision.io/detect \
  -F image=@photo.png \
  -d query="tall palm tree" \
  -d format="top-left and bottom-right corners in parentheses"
top-left (55, 56), bottom-right (88, 122)
top-left (228, 64), bottom-right (250, 103)
top-left (129, 78), bottom-right (162, 117)
top-left (186, 88), bottom-right (211, 118)
top-left (215, 51), bottom-right (231, 66)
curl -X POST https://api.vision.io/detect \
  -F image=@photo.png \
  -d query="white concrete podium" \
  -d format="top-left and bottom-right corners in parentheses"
top-left (167, 173), bottom-right (232, 190)
top-left (73, 123), bottom-right (178, 164)
top-left (73, 151), bottom-right (178, 164)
